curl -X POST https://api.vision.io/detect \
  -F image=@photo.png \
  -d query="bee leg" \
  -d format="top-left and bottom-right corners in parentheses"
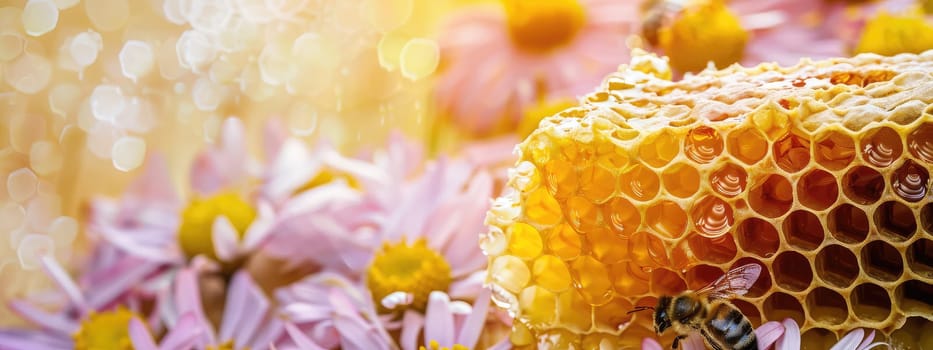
top-left (700, 329), bottom-right (724, 350)
top-left (671, 335), bottom-right (686, 349)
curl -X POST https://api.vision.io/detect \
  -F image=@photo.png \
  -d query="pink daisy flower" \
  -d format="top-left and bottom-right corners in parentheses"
top-left (435, 0), bottom-right (641, 136)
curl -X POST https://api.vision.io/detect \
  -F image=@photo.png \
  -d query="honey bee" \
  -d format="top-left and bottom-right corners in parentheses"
top-left (629, 264), bottom-right (762, 350)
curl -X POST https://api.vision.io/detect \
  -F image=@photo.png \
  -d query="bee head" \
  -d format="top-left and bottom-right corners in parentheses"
top-left (654, 296), bottom-right (673, 334)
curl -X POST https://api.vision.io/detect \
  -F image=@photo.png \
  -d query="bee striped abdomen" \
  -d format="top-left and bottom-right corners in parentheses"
top-left (706, 302), bottom-right (757, 350)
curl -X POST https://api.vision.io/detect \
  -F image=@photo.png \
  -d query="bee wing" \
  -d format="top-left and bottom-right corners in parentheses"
top-left (694, 264), bottom-right (762, 300)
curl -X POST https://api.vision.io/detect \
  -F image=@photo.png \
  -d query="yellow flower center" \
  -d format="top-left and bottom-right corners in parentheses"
top-left (207, 340), bottom-right (243, 350)
top-left (72, 308), bottom-right (140, 350)
top-left (293, 169), bottom-right (360, 195)
top-left (658, 0), bottom-right (748, 73)
top-left (518, 99), bottom-right (577, 138)
top-left (503, 0), bottom-right (587, 53)
top-left (420, 340), bottom-right (469, 350)
top-left (854, 11), bottom-right (933, 56)
top-left (924, 0), bottom-right (933, 14)
top-left (366, 239), bottom-right (452, 313)
top-left (178, 192), bottom-right (256, 262)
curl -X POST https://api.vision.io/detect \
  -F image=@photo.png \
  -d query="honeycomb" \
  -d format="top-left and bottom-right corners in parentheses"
top-left (481, 50), bottom-right (933, 349)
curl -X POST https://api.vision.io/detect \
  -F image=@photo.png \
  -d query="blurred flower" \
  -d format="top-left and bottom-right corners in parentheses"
top-left (435, 0), bottom-right (640, 136)
top-left (821, 0), bottom-right (933, 56)
top-left (646, 0), bottom-right (844, 72)
top-left (755, 318), bottom-right (891, 350)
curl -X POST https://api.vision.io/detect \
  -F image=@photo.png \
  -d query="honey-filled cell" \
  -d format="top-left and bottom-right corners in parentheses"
top-left (861, 240), bottom-right (905, 282)
top-left (907, 238), bottom-right (932, 278)
top-left (525, 188), bottom-right (563, 226)
top-left (602, 197), bottom-right (640, 237)
top-left (649, 268), bottom-right (687, 296)
top-left (569, 256), bottom-right (614, 306)
top-left (508, 223), bottom-right (544, 259)
top-left (520, 286), bottom-right (558, 328)
top-left (841, 166), bottom-right (885, 205)
top-left (684, 264), bottom-right (724, 290)
top-left (813, 130), bottom-right (856, 171)
top-left (851, 283), bottom-right (892, 323)
top-left (533, 255), bottom-right (573, 293)
top-left (619, 163), bottom-right (660, 201)
top-left (860, 126), bottom-right (904, 168)
top-left (726, 127), bottom-right (769, 165)
top-left (731, 257), bottom-right (772, 298)
top-left (748, 174), bottom-right (794, 218)
top-left (544, 158), bottom-right (579, 199)
top-left (874, 201), bottom-right (918, 242)
top-left (827, 204), bottom-right (870, 244)
top-left (891, 159), bottom-right (929, 202)
top-left (565, 196), bottom-right (600, 233)
top-left (639, 129), bottom-right (680, 168)
top-left (736, 217), bottom-right (780, 258)
top-left (800, 328), bottom-right (839, 350)
top-left (797, 169), bottom-right (839, 211)
top-left (556, 290), bottom-right (594, 332)
top-left (609, 262), bottom-right (650, 296)
top-left (629, 231), bottom-right (670, 267)
top-left (889, 317), bottom-right (933, 350)
top-left (661, 163), bottom-right (700, 198)
top-left (691, 195), bottom-right (735, 237)
top-left (782, 210), bottom-right (825, 251)
top-left (894, 280), bottom-right (933, 316)
top-left (773, 251), bottom-right (814, 292)
top-left (907, 122), bottom-right (933, 164)
top-left (645, 200), bottom-right (687, 239)
top-left (922, 202), bottom-right (933, 235)
top-left (709, 162), bottom-right (748, 198)
top-left (815, 244), bottom-right (860, 288)
top-left (762, 292), bottom-right (806, 326)
top-left (592, 297), bottom-right (635, 332)
top-left (806, 287), bottom-right (849, 326)
top-left (578, 164), bottom-right (616, 203)
top-left (547, 223), bottom-right (582, 260)
top-left (586, 228), bottom-right (630, 265)
top-left (772, 131), bottom-right (811, 173)
top-left (686, 232), bottom-right (738, 264)
top-left (684, 125), bottom-right (724, 164)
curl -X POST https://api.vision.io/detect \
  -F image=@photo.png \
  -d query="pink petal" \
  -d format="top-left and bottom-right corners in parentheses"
top-left (8, 300), bottom-right (77, 335)
top-left (128, 317), bottom-right (159, 350)
top-left (400, 310), bottom-right (424, 350)
top-left (642, 338), bottom-right (663, 350)
top-left (775, 318), bottom-right (801, 350)
top-left (40, 256), bottom-right (87, 312)
top-left (423, 292), bottom-right (455, 348)
top-left (126, 153), bottom-right (179, 205)
top-left (755, 321), bottom-right (785, 350)
top-left (682, 333), bottom-right (706, 350)
top-left (86, 260), bottom-right (162, 310)
top-left (831, 328), bottom-right (865, 350)
top-left (160, 312), bottom-right (204, 350)
top-left (247, 316), bottom-right (284, 349)
top-left (212, 216), bottom-right (240, 262)
top-left (285, 322), bottom-right (326, 350)
top-left (241, 201), bottom-right (275, 251)
top-left (282, 303), bottom-right (333, 323)
top-left (226, 272), bottom-right (267, 348)
top-left (456, 287), bottom-right (491, 349)
top-left (857, 330), bottom-right (875, 350)
top-left (190, 153), bottom-right (224, 196)
top-left (262, 118), bottom-right (288, 162)
top-left (173, 268), bottom-right (215, 345)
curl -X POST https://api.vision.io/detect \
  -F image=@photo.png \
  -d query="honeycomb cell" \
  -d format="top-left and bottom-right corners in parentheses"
top-left (684, 264), bottom-right (723, 291)
top-left (645, 200), bottom-right (687, 239)
top-left (773, 251), bottom-right (813, 292)
top-left (691, 195), bottom-right (734, 237)
top-left (587, 228), bottom-right (629, 265)
top-left (800, 328), bottom-right (838, 350)
top-left (797, 169), bottom-right (838, 211)
top-left (736, 217), bottom-right (780, 258)
top-left (490, 255), bottom-right (531, 294)
top-left (923, 203), bottom-right (933, 235)
top-left (731, 299), bottom-right (762, 326)
top-left (773, 131), bottom-right (811, 173)
top-left (609, 262), bottom-right (650, 296)
top-left (593, 297), bottom-right (634, 332)
top-left (631, 231), bottom-right (670, 267)
top-left (639, 130), bottom-right (680, 168)
top-left (520, 286), bottom-right (558, 327)
top-left (815, 244), bottom-right (860, 288)
top-left (538, 329), bottom-right (582, 349)
top-left (578, 164), bottom-right (616, 203)
top-left (860, 126), bottom-right (903, 167)
top-left (732, 258), bottom-right (772, 297)
top-left (569, 256), bottom-right (614, 306)
top-left (508, 223), bottom-right (544, 259)
top-left (619, 163), bottom-right (660, 201)
top-left (566, 196), bottom-right (600, 233)
top-left (907, 239), bottom-right (932, 278)
top-left (907, 122), bottom-right (933, 163)
top-left (889, 317), bottom-right (933, 350)
top-left (603, 197), bottom-right (640, 238)
top-left (684, 125), bottom-right (724, 164)
top-left (782, 210), bottom-right (825, 250)
top-left (861, 240), bottom-right (904, 282)
top-left (649, 268), bottom-right (687, 296)
top-left (547, 223), bottom-right (581, 260)
top-left (557, 291), bottom-right (593, 332)
top-left (806, 287), bottom-right (848, 325)
top-left (813, 130), bottom-right (856, 171)
top-left (748, 174), bottom-right (793, 218)
top-left (851, 283), bottom-right (892, 322)
top-left (510, 320), bottom-right (534, 346)
top-left (533, 255), bottom-right (572, 292)
top-left (661, 163), bottom-right (700, 198)
top-left (544, 159), bottom-right (578, 199)
top-left (841, 166), bottom-right (885, 205)
top-left (827, 204), bottom-right (870, 244)
top-left (891, 159), bottom-right (929, 202)
top-left (895, 280), bottom-right (932, 315)
top-left (762, 292), bottom-right (806, 325)
top-left (874, 201), bottom-right (917, 242)
top-left (686, 232), bottom-right (737, 264)
top-left (726, 127), bottom-right (768, 165)
top-left (709, 162), bottom-right (748, 198)
top-left (525, 188), bottom-right (563, 226)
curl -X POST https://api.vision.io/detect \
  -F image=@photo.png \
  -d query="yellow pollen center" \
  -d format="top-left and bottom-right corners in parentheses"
top-left (658, 0), bottom-right (748, 73)
top-left (178, 192), bottom-right (256, 262)
top-left (72, 308), bottom-right (140, 350)
top-left (294, 169), bottom-right (360, 195)
top-left (503, 0), bottom-right (587, 53)
top-left (419, 340), bottom-right (469, 350)
top-left (854, 11), bottom-right (933, 56)
top-left (207, 340), bottom-right (244, 350)
top-left (366, 239), bottom-right (452, 313)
